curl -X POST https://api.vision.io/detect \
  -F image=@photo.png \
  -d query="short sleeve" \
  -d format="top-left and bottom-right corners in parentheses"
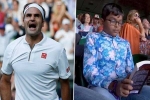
top-left (1, 45), bottom-right (13, 75)
top-left (57, 48), bottom-right (71, 79)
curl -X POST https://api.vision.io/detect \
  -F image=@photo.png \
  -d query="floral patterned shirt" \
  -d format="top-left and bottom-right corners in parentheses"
top-left (83, 31), bottom-right (134, 89)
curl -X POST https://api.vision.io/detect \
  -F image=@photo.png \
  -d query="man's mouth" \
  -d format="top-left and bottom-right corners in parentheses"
top-left (29, 24), bottom-right (36, 31)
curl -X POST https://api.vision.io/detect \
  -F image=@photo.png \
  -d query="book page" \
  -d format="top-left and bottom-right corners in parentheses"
top-left (130, 70), bottom-right (149, 94)
top-left (129, 60), bottom-right (150, 94)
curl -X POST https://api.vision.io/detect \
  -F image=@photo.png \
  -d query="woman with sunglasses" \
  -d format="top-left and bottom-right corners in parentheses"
top-left (120, 10), bottom-right (146, 55)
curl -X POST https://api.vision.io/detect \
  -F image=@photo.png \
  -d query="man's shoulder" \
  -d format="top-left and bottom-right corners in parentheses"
top-left (7, 36), bottom-right (24, 48)
top-left (46, 37), bottom-right (64, 50)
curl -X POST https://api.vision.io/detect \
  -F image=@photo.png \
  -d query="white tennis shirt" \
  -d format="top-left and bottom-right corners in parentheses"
top-left (1, 34), bottom-right (71, 100)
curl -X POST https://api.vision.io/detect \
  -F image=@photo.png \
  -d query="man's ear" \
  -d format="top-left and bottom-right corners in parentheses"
top-left (42, 20), bottom-right (45, 27)
top-left (22, 16), bottom-right (25, 27)
top-left (22, 20), bottom-right (24, 27)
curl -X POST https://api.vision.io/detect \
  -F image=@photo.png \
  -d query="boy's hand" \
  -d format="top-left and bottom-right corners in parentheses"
top-left (116, 79), bottom-right (133, 97)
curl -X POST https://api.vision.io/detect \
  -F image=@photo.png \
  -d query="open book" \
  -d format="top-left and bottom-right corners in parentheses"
top-left (129, 61), bottom-right (150, 94)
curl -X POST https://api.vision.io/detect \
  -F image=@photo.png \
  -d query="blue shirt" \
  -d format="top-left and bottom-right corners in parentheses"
top-left (83, 31), bottom-right (134, 89)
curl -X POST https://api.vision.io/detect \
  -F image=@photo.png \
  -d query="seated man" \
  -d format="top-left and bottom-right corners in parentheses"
top-left (83, 3), bottom-right (150, 100)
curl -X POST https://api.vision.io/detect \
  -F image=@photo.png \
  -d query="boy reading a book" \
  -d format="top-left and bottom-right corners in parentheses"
top-left (83, 3), bottom-right (150, 100)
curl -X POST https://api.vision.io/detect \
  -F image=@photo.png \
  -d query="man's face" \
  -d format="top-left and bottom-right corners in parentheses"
top-left (103, 13), bottom-right (123, 37)
top-left (23, 7), bottom-right (44, 36)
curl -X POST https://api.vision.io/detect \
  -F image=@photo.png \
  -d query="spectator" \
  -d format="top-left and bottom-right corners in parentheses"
top-left (77, 13), bottom-right (93, 38)
top-left (42, 21), bottom-right (51, 37)
top-left (76, 13), bottom-right (83, 27)
top-left (12, 18), bottom-right (25, 39)
top-left (120, 10), bottom-right (146, 54)
top-left (50, 0), bottom-right (72, 38)
top-left (7, 0), bottom-right (23, 26)
top-left (140, 18), bottom-right (150, 55)
top-left (55, 18), bottom-right (74, 60)
top-left (83, 3), bottom-right (150, 100)
top-left (142, 18), bottom-right (150, 40)
top-left (92, 14), bottom-right (100, 32)
top-left (0, 23), bottom-right (15, 58)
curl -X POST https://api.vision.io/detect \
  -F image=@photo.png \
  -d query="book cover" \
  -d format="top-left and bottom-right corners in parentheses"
top-left (129, 61), bottom-right (150, 94)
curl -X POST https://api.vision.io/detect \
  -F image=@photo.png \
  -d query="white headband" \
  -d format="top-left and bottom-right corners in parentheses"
top-left (23, 3), bottom-right (45, 19)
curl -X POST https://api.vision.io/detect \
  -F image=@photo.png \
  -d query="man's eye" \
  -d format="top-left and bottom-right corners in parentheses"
top-left (26, 14), bottom-right (30, 17)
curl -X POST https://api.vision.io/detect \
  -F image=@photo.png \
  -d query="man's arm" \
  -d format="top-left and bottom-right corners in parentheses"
top-left (0, 74), bottom-right (12, 100)
top-left (59, 78), bottom-right (70, 100)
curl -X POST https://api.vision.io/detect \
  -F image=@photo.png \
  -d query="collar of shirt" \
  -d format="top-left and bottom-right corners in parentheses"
top-left (23, 33), bottom-right (47, 46)
top-left (101, 31), bottom-right (120, 39)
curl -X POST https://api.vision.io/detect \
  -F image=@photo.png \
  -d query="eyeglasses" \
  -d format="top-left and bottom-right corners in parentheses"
top-left (106, 19), bottom-right (122, 26)
top-left (134, 13), bottom-right (140, 18)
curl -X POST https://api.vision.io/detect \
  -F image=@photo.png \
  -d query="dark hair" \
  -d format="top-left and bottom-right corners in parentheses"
top-left (102, 3), bottom-right (124, 20)
top-left (81, 13), bottom-right (92, 24)
top-left (23, 3), bottom-right (46, 20)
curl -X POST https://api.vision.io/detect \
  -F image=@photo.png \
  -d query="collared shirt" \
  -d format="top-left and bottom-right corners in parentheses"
top-left (1, 33), bottom-right (71, 100)
top-left (83, 31), bottom-right (134, 89)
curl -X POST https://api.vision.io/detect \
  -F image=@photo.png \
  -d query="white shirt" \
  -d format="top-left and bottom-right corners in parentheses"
top-left (1, 34), bottom-right (71, 100)
top-left (55, 29), bottom-right (74, 60)
top-left (0, 30), bottom-right (16, 57)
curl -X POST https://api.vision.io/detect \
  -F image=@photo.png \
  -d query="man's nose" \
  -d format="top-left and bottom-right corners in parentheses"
top-left (30, 15), bottom-right (35, 20)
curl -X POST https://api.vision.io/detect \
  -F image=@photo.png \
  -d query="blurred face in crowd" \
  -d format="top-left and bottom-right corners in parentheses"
top-left (42, 21), bottom-right (48, 32)
top-left (13, 1), bottom-right (19, 10)
top-left (85, 13), bottom-right (91, 24)
top-left (23, 7), bottom-right (44, 36)
top-left (56, 1), bottom-right (63, 10)
top-left (143, 19), bottom-right (150, 29)
top-left (63, 24), bottom-right (70, 32)
top-left (35, 0), bottom-right (42, 4)
top-left (127, 10), bottom-right (140, 24)
top-left (103, 13), bottom-right (123, 37)
top-left (46, 0), bottom-right (53, 3)
top-left (130, 12), bottom-right (140, 23)
top-left (93, 18), bottom-right (99, 24)
top-left (0, 29), bottom-right (5, 36)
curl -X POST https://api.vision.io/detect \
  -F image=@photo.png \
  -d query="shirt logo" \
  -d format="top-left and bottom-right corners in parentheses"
top-left (66, 67), bottom-right (70, 73)
top-left (41, 53), bottom-right (47, 59)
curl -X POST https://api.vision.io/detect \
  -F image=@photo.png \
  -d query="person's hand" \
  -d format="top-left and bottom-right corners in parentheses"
top-left (116, 79), bottom-right (133, 97)
top-left (141, 37), bottom-right (147, 42)
top-left (135, 17), bottom-right (142, 25)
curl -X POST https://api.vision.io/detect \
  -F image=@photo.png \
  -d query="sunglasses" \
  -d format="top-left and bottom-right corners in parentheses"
top-left (135, 13), bottom-right (140, 18)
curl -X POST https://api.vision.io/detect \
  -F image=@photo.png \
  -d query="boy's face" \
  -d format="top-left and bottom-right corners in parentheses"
top-left (103, 13), bottom-right (123, 37)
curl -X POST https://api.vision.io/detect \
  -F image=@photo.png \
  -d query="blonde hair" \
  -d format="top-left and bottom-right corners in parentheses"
top-left (52, 1), bottom-right (65, 15)
top-left (127, 10), bottom-right (138, 23)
